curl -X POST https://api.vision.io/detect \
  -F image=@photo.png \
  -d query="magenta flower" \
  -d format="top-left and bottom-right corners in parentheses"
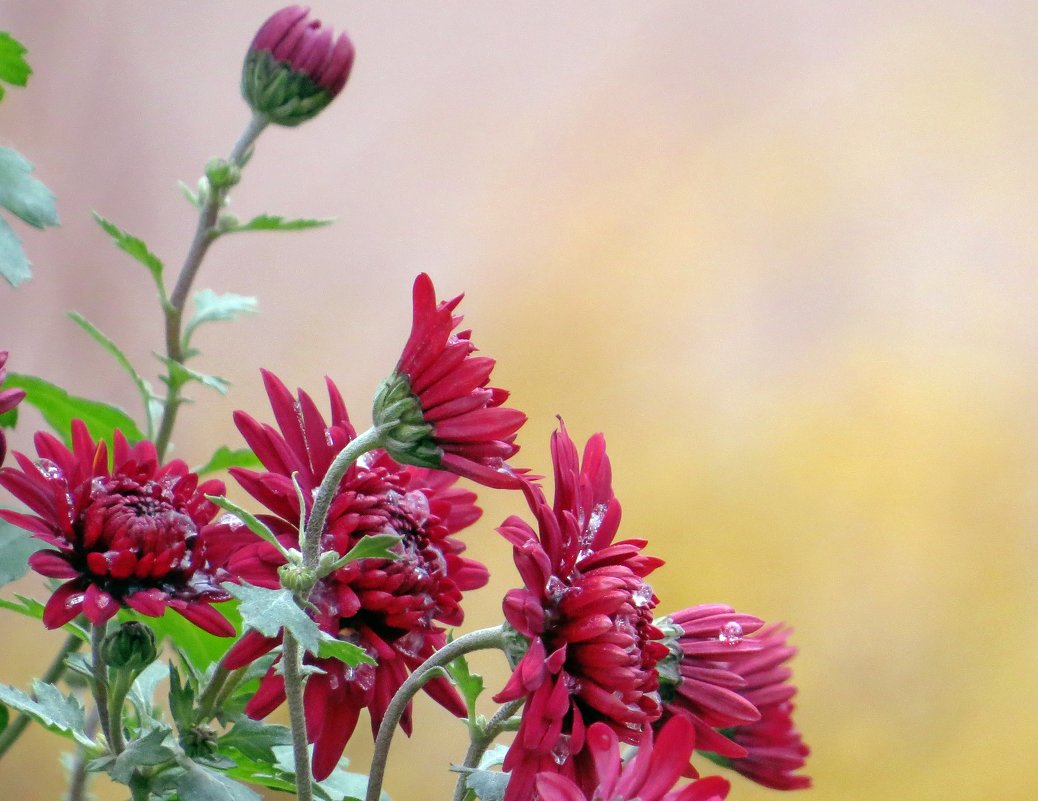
top-left (493, 424), bottom-right (669, 801)
top-left (212, 370), bottom-right (487, 780)
top-left (0, 351), bottom-right (25, 465)
top-left (720, 625), bottom-right (811, 790)
top-left (373, 273), bottom-right (527, 490)
top-left (0, 421), bottom-right (233, 634)
top-left (536, 715), bottom-right (730, 801)
top-left (243, 5), bottom-right (355, 126)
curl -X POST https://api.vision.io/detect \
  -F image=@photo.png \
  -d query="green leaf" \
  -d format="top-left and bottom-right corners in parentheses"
top-left (478, 744), bottom-right (510, 771)
top-left (185, 289), bottom-right (258, 343)
top-left (339, 534), bottom-right (401, 566)
top-left (206, 496), bottom-right (286, 557)
top-left (126, 660), bottom-right (168, 723)
top-left (462, 769), bottom-right (509, 801)
top-left (176, 759), bottom-right (262, 801)
top-left (0, 214), bottom-right (30, 287)
top-left (224, 582), bottom-right (320, 655)
top-left (446, 647), bottom-right (484, 716)
top-left (0, 703), bottom-right (8, 736)
top-left (219, 717), bottom-right (291, 762)
top-left (178, 180), bottom-right (202, 209)
top-left (0, 33), bottom-right (31, 99)
top-left (0, 680), bottom-right (92, 746)
top-left (93, 212), bottom-right (166, 303)
top-left (156, 354), bottom-right (230, 395)
top-left (0, 404), bottom-right (18, 430)
top-left (194, 446), bottom-right (262, 477)
top-left (0, 518), bottom-right (43, 588)
top-left (229, 214), bottom-right (333, 233)
top-left (109, 727), bottom-right (176, 783)
top-left (0, 593), bottom-right (89, 640)
top-left (5, 372), bottom-right (145, 445)
top-left (317, 632), bottom-right (376, 667)
top-left (0, 147), bottom-right (58, 229)
top-left (167, 663), bottom-right (195, 733)
top-left (121, 602), bottom-right (240, 675)
top-left (67, 311), bottom-right (157, 435)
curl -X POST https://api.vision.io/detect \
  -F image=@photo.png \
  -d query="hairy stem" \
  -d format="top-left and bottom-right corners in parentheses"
top-left (0, 633), bottom-right (81, 759)
top-left (450, 699), bottom-right (524, 801)
top-left (301, 426), bottom-right (383, 569)
top-left (107, 669), bottom-right (133, 754)
top-left (154, 112), bottom-right (269, 461)
top-left (281, 629), bottom-right (314, 801)
top-left (90, 623), bottom-right (113, 749)
top-left (66, 707), bottom-right (99, 801)
top-left (365, 626), bottom-right (507, 801)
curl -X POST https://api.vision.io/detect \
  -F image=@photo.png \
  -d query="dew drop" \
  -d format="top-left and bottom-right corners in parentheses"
top-left (325, 430), bottom-right (335, 447)
top-left (719, 620), bottom-right (744, 646)
top-left (545, 575), bottom-right (567, 602)
top-left (36, 459), bottom-right (63, 480)
top-left (401, 490), bottom-right (430, 526)
top-left (95, 593), bottom-right (111, 609)
top-left (551, 734), bottom-right (571, 766)
top-left (631, 582), bottom-right (654, 608)
top-left (65, 592), bottom-right (85, 610)
top-left (563, 674), bottom-right (582, 694)
top-left (218, 513), bottom-right (244, 530)
top-left (586, 503), bottom-right (608, 538)
top-left (357, 452), bottom-right (376, 470)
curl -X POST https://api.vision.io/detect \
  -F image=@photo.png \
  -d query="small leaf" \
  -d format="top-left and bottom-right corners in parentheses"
top-left (156, 355), bottom-right (230, 395)
top-left (0, 518), bottom-right (44, 588)
top-left (0, 33), bottom-right (31, 96)
top-left (478, 743), bottom-right (510, 771)
top-left (446, 647), bottom-right (484, 716)
top-left (0, 404), bottom-right (17, 430)
top-left (176, 759), bottom-right (262, 801)
top-left (0, 680), bottom-right (92, 746)
top-left (463, 769), bottom-right (510, 801)
top-left (317, 632), bottom-right (376, 667)
top-left (167, 663), bottom-right (195, 733)
top-left (93, 212), bottom-right (167, 303)
top-left (185, 289), bottom-right (258, 343)
top-left (67, 311), bottom-right (156, 434)
top-left (194, 446), bottom-right (262, 477)
top-left (109, 727), bottom-right (176, 783)
top-left (5, 372), bottom-right (145, 445)
top-left (126, 660), bottom-right (168, 722)
top-left (224, 581), bottom-right (320, 655)
top-left (207, 496), bottom-right (287, 557)
top-left (0, 212), bottom-right (31, 287)
top-left (229, 214), bottom-right (333, 233)
top-left (321, 533), bottom-right (402, 575)
top-left (219, 717), bottom-right (292, 762)
top-left (178, 180), bottom-right (202, 208)
top-left (0, 147), bottom-right (58, 228)
top-left (0, 594), bottom-right (89, 641)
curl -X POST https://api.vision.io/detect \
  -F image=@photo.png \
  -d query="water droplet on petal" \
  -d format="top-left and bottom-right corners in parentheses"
top-left (545, 575), bottom-right (567, 602)
top-left (586, 502), bottom-right (608, 538)
top-left (719, 620), bottom-right (744, 646)
top-left (551, 734), bottom-right (571, 765)
top-left (325, 430), bottom-right (335, 447)
top-left (65, 592), bottom-right (86, 610)
top-left (357, 452), bottom-right (375, 470)
top-left (401, 490), bottom-right (430, 526)
top-left (218, 513), bottom-right (244, 530)
top-left (632, 582), bottom-right (654, 608)
top-left (563, 674), bottom-right (582, 694)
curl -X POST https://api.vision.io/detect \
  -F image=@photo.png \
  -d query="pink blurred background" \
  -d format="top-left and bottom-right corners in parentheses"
top-left (2, 2), bottom-right (1037, 799)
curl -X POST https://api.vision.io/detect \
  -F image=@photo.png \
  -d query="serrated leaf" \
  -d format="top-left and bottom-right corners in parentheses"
top-left (321, 533), bottom-right (402, 576)
top-left (109, 727), bottom-right (176, 783)
top-left (0, 212), bottom-right (30, 287)
top-left (0, 680), bottom-right (92, 746)
top-left (317, 632), bottom-right (376, 667)
top-left (463, 769), bottom-right (509, 801)
top-left (93, 212), bottom-right (166, 302)
top-left (5, 372), bottom-right (144, 445)
top-left (0, 147), bottom-right (58, 229)
top-left (0, 33), bottom-right (31, 95)
top-left (446, 648), bottom-right (484, 715)
top-left (0, 518), bottom-right (43, 587)
top-left (155, 354), bottom-right (230, 395)
top-left (207, 496), bottom-right (286, 556)
top-left (67, 311), bottom-right (156, 435)
top-left (126, 660), bottom-right (168, 723)
top-left (0, 594), bottom-right (89, 641)
top-left (219, 717), bottom-right (292, 762)
top-left (194, 446), bottom-right (262, 477)
top-left (230, 214), bottom-right (333, 233)
top-left (185, 289), bottom-right (258, 343)
top-left (224, 582), bottom-right (319, 655)
top-left (167, 663), bottom-right (195, 732)
top-left (176, 759), bottom-right (261, 801)
top-left (478, 743), bottom-right (510, 771)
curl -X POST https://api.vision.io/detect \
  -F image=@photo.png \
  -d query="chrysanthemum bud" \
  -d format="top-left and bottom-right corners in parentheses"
top-left (103, 622), bottom-right (157, 672)
top-left (242, 5), bottom-right (355, 127)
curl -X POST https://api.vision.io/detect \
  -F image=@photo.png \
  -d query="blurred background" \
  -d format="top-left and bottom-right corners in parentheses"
top-left (1, 1), bottom-right (1037, 799)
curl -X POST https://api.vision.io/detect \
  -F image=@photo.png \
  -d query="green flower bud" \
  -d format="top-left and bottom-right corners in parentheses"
top-left (371, 372), bottom-right (440, 469)
top-left (102, 622), bottom-right (157, 672)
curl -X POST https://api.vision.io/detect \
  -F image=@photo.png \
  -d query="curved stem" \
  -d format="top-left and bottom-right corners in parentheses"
top-left (301, 427), bottom-right (383, 569)
top-left (450, 699), bottom-right (523, 801)
top-left (365, 626), bottom-right (507, 801)
top-left (281, 629), bottom-right (314, 801)
top-left (154, 112), bottom-right (269, 461)
top-left (0, 633), bottom-right (81, 759)
top-left (89, 623), bottom-right (113, 749)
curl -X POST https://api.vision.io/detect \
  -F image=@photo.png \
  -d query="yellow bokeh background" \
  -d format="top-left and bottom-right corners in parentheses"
top-left (2, 3), bottom-right (1037, 799)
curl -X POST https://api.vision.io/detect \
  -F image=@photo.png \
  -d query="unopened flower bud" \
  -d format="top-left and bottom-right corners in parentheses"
top-left (371, 372), bottom-right (440, 469)
top-left (102, 622), bottom-right (157, 672)
top-left (205, 157), bottom-right (241, 190)
top-left (242, 5), bottom-right (355, 127)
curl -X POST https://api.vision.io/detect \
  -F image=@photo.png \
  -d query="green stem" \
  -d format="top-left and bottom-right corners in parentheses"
top-left (0, 633), bottom-right (81, 759)
top-left (365, 626), bottom-right (507, 801)
top-left (107, 669), bottom-right (133, 754)
top-left (281, 629), bottom-right (314, 801)
top-left (194, 664), bottom-right (230, 722)
top-left (301, 426), bottom-right (383, 569)
top-left (90, 623), bottom-right (113, 749)
top-left (154, 112), bottom-right (269, 461)
top-left (66, 707), bottom-right (99, 801)
top-left (450, 699), bottom-right (523, 801)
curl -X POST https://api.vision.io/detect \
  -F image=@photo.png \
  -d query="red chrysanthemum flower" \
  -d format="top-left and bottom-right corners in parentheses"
top-left (0, 421), bottom-right (233, 634)
top-left (212, 370), bottom-right (488, 780)
top-left (372, 273), bottom-right (527, 490)
top-left (0, 351), bottom-right (26, 465)
top-left (655, 604), bottom-right (768, 760)
top-left (536, 715), bottom-right (730, 801)
top-left (719, 625), bottom-right (811, 790)
top-left (493, 424), bottom-right (669, 801)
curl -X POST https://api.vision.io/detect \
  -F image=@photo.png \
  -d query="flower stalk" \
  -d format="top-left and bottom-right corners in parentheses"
top-left (450, 699), bottom-right (523, 801)
top-left (281, 628), bottom-right (314, 801)
top-left (89, 623), bottom-right (113, 749)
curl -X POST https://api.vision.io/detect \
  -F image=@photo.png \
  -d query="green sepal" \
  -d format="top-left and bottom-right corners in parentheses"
top-left (242, 50), bottom-right (333, 127)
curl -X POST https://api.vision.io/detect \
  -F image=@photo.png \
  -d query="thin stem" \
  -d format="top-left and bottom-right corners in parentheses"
top-left (0, 633), bottom-right (81, 759)
top-left (194, 664), bottom-right (230, 722)
top-left (107, 669), bottom-right (133, 754)
top-left (90, 623), bottom-right (113, 749)
top-left (281, 629), bottom-right (314, 801)
top-left (365, 626), bottom-right (507, 801)
top-left (66, 707), bottom-right (99, 801)
top-left (301, 427), bottom-right (383, 569)
top-left (211, 667), bottom-right (247, 713)
top-left (450, 699), bottom-right (524, 801)
top-left (154, 112), bottom-right (269, 461)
